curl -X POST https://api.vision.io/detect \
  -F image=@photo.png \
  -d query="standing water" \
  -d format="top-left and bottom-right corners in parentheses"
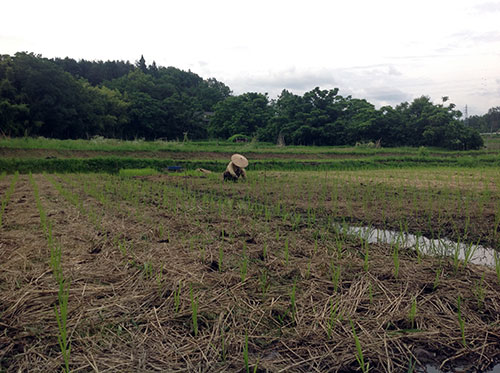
top-left (334, 223), bottom-right (497, 267)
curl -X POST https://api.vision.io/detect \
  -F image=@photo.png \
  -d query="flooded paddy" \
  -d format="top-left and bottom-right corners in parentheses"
top-left (335, 223), bottom-right (497, 267)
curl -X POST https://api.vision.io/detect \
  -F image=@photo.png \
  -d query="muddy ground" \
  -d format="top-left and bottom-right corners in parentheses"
top-left (0, 173), bottom-right (499, 372)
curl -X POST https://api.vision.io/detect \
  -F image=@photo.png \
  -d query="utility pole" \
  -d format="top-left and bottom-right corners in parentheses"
top-left (464, 105), bottom-right (468, 126)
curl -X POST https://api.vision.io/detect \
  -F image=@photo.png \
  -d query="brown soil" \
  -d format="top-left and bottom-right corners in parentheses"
top-left (0, 174), bottom-right (499, 372)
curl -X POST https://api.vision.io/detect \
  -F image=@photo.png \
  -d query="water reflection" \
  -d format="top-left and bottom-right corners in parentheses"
top-left (334, 223), bottom-right (497, 267)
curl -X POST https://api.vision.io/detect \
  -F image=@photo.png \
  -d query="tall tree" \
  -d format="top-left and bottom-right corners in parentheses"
top-left (136, 55), bottom-right (147, 73)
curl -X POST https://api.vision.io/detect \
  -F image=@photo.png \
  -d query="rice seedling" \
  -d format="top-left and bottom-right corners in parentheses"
top-left (259, 268), bottom-right (269, 295)
top-left (50, 241), bottom-right (63, 281)
top-left (155, 264), bottom-right (164, 290)
top-left (393, 242), bottom-right (400, 279)
top-left (433, 267), bottom-right (443, 291)
top-left (330, 259), bottom-right (341, 292)
top-left (327, 298), bottom-right (339, 339)
top-left (117, 239), bottom-right (128, 257)
top-left (305, 257), bottom-right (312, 279)
top-left (199, 246), bottom-right (206, 263)
top-left (243, 330), bottom-right (249, 373)
top-left (55, 279), bottom-right (71, 373)
top-left (313, 237), bottom-right (318, 255)
top-left (350, 319), bottom-right (369, 373)
top-left (174, 281), bottom-right (182, 313)
top-left (463, 238), bottom-right (479, 268)
top-left (404, 355), bottom-right (416, 373)
top-left (363, 239), bottom-right (369, 272)
top-left (142, 261), bottom-right (153, 279)
top-left (335, 234), bottom-right (344, 259)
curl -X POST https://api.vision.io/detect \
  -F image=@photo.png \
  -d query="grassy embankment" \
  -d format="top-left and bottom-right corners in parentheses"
top-left (1, 137), bottom-right (500, 174)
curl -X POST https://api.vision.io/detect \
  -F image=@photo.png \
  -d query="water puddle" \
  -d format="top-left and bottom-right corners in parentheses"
top-left (334, 223), bottom-right (498, 267)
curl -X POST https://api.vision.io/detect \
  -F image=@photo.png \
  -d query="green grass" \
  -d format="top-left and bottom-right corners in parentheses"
top-left (119, 168), bottom-right (160, 177)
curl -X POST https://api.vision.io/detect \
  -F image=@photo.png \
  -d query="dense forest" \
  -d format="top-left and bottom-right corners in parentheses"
top-left (0, 52), bottom-right (486, 149)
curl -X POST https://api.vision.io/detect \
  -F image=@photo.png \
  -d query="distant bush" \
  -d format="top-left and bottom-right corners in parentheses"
top-left (355, 141), bottom-right (376, 148)
top-left (227, 134), bottom-right (251, 143)
top-left (418, 146), bottom-right (429, 156)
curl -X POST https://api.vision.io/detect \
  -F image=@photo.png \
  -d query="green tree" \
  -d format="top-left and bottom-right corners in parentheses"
top-left (0, 55), bottom-right (30, 136)
top-left (209, 92), bottom-right (271, 139)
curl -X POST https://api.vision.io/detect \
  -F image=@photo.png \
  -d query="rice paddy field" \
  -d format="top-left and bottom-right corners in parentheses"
top-left (1, 139), bottom-right (500, 372)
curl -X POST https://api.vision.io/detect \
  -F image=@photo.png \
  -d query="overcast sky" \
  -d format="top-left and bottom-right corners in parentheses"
top-left (2, 0), bottom-right (499, 115)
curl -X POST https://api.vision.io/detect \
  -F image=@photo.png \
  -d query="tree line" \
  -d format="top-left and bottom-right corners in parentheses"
top-left (0, 52), bottom-right (484, 149)
top-left (467, 107), bottom-right (500, 134)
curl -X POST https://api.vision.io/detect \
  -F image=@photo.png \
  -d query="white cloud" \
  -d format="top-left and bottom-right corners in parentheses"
top-left (472, 1), bottom-right (500, 13)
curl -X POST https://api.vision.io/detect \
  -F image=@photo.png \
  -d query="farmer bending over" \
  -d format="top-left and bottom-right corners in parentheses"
top-left (223, 154), bottom-right (248, 181)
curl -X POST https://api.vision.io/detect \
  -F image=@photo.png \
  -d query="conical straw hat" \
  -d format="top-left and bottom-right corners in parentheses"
top-left (231, 154), bottom-right (248, 168)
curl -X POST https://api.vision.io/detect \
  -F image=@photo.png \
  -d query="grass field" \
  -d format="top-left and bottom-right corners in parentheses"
top-left (0, 139), bottom-right (499, 372)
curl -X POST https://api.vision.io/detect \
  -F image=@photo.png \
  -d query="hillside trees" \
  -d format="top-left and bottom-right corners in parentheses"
top-left (0, 52), bottom-right (485, 149)
top-left (0, 53), bottom-right (230, 140)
